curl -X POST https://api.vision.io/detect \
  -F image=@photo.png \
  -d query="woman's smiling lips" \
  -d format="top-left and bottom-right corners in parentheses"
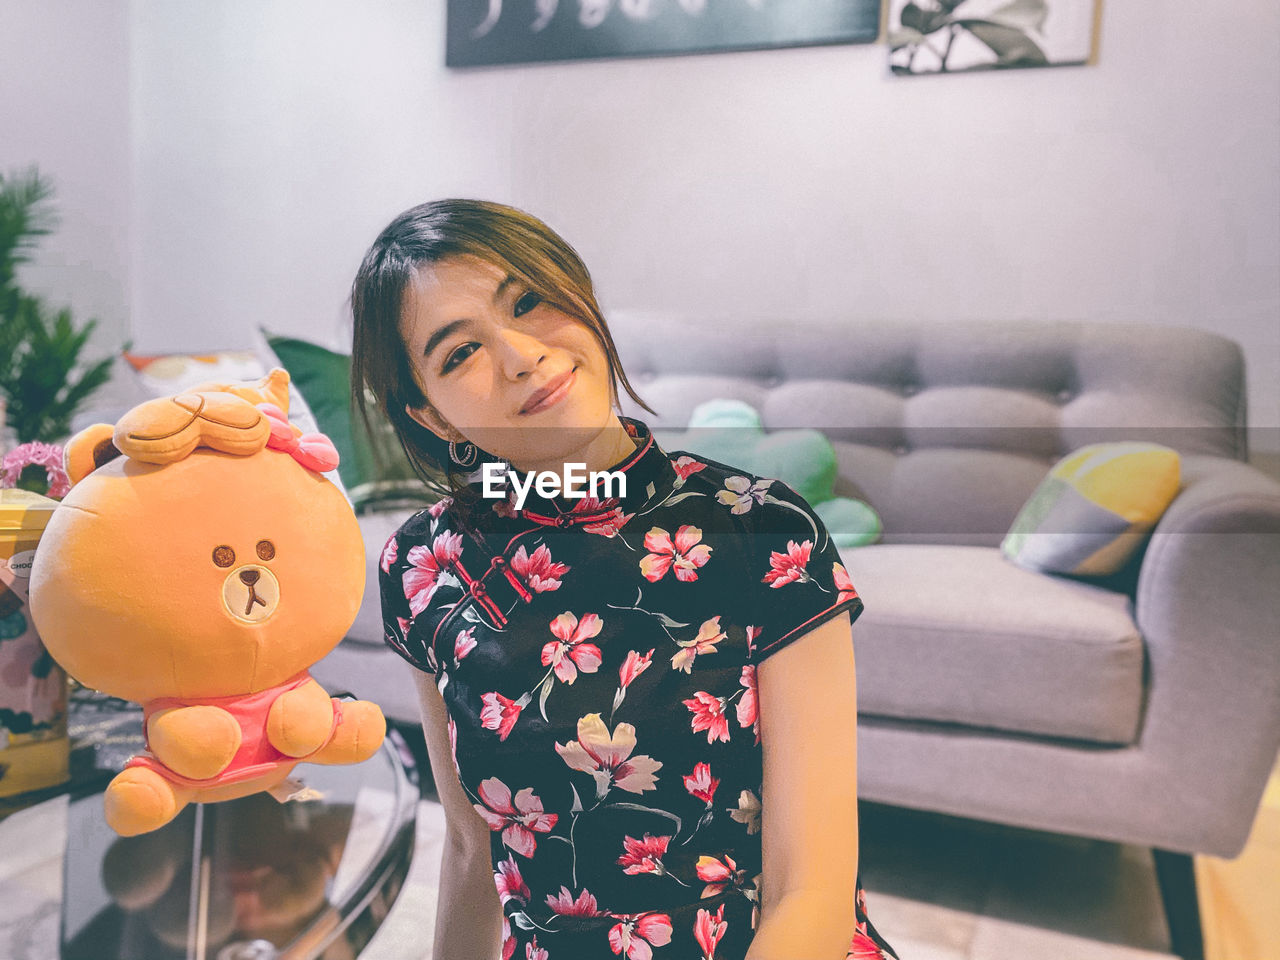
top-left (518, 368), bottom-right (576, 415)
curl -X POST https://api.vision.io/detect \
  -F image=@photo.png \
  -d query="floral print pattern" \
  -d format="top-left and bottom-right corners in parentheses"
top-left (640, 525), bottom-right (713, 583)
top-left (715, 476), bottom-right (774, 515)
top-left (542, 612), bottom-right (605, 684)
top-left (556, 713), bottom-right (663, 799)
top-left (475, 778), bottom-right (559, 858)
top-left (381, 419), bottom-right (897, 959)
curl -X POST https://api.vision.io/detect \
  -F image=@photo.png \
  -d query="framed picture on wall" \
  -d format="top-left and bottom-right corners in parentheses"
top-left (446, 0), bottom-right (883, 67)
top-left (887, 0), bottom-right (1103, 75)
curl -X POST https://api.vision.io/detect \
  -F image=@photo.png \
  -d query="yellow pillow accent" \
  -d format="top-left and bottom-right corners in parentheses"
top-left (1002, 442), bottom-right (1181, 577)
top-left (1053, 442), bottom-right (1182, 524)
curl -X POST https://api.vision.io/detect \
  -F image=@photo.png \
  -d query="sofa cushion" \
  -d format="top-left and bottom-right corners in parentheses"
top-left (614, 315), bottom-right (1246, 549)
top-left (842, 543), bottom-right (1144, 744)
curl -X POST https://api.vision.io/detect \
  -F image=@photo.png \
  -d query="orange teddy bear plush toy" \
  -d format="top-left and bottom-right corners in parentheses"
top-left (28, 369), bottom-right (386, 836)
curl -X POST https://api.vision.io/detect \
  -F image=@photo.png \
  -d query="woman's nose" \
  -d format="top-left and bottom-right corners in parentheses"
top-left (493, 326), bottom-right (546, 379)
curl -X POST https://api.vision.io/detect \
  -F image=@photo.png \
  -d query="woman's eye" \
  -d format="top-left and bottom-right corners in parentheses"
top-left (514, 291), bottom-right (542, 317)
top-left (441, 342), bottom-right (479, 373)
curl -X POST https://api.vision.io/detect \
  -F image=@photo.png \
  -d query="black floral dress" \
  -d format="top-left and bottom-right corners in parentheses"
top-left (380, 418), bottom-right (899, 960)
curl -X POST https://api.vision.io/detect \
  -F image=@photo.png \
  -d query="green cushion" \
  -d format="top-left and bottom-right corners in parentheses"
top-left (814, 497), bottom-right (884, 549)
top-left (262, 332), bottom-right (436, 514)
top-left (1002, 441), bottom-right (1181, 576)
top-left (661, 399), bottom-right (881, 548)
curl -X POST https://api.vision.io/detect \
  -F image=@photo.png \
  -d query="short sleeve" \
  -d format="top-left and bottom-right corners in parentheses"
top-left (378, 528), bottom-right (438, 674)
top-left (745, 478), bottom-right (864, 665)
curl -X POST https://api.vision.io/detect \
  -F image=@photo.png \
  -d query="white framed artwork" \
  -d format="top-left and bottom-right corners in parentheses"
top-left (887, 0), bottom-right (1103, 75)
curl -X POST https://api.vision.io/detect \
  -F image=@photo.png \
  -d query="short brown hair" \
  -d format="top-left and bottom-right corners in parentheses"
top-left (350, 198), bottom-right (654, 506)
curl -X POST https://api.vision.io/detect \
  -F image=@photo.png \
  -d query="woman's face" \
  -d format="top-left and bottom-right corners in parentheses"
top-left (400, 255), bottom-right (623, 474)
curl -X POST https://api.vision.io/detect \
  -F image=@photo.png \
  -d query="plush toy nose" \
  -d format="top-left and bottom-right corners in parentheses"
top-left (222, 565), bottom-right (280, 623)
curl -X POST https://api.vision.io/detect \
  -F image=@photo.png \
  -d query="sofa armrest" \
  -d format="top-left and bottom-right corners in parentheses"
top-left (1133, 454), bottom-right (1280, 855)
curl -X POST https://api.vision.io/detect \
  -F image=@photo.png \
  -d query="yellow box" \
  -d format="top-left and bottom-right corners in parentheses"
top-left (0, 488), bottom-right (69, 798)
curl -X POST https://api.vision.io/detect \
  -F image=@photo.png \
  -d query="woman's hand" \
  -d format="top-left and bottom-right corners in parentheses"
top-left (747, 612), bottom-right (860, 959)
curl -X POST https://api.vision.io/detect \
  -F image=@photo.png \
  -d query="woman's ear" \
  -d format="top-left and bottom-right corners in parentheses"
top-left (404, 403), bottom-right (458, 442)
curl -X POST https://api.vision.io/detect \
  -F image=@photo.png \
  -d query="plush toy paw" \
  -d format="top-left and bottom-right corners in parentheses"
top-left (267, 679), bottom-right (342, 757)
top-left (104, 766), bottom-right (194, 837)
top-left (149, 705), bottom-right (242, 780)
top-left (309, 700), bottom-right (386, 766)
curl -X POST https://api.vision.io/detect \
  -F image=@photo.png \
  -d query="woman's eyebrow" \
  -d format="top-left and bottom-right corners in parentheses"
top-left (424, 319), bottom-right (466, 359)
top-left (492, 273), bottom-right (517, 304)
top-left (422, 274), bottom-right (518, 359)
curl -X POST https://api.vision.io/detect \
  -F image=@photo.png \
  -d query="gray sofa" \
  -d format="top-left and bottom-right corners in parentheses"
top-left (316, 317), bottom-right (1280, 957)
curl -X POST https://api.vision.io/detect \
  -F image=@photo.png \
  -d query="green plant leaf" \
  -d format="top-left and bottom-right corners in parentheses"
top-left (0, 167), bottom-right (56, 290)
top-left (1, 171), bottom-right (116, 441)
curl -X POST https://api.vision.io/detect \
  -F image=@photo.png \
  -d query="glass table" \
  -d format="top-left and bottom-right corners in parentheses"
top-left (1, 688), bottom-right (418, 960)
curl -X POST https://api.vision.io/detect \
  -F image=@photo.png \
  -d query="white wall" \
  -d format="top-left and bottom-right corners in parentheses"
top-left (0, 0), bottom-right (131, 355)
top-left (7, 1), bottom-right (1279, 451)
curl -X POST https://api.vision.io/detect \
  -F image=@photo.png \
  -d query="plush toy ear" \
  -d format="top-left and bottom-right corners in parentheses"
top-left (65, 423), bottom-right (123, 486)
top-left (188, 368), bottom-right (291, 416)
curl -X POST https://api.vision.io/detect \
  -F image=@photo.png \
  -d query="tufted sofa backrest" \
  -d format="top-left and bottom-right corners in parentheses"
top-left (610, 316), bottom-right (1246, 547)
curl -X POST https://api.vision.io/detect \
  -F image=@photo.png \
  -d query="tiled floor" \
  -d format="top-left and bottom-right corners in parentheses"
top-left (363, 799), bottom-right (1181, 960)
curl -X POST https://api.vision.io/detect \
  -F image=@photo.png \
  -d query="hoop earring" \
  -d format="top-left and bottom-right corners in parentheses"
top-left (449, 439), bottom-right (479, 468)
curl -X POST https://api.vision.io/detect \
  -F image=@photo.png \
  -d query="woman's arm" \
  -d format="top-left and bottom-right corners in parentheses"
top-left (747, 612), bottom-right (860, 960)
top-left (413, 669), bottom-right (505, 960)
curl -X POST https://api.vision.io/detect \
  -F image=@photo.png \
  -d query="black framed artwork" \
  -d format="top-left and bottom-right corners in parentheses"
top-left (445, 0), bottom-right (884, 68)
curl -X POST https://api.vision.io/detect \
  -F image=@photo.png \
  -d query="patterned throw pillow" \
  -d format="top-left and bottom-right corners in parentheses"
top-left (1002, 442), bottom-right (1182, 576)
top-left (122, 349), bottom-right (263, 395)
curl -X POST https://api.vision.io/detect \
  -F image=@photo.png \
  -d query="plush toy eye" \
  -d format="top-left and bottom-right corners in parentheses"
top-left (256, 540), bottom-right (275, 561)
top-left (213, 545), bottom-right (236, 567)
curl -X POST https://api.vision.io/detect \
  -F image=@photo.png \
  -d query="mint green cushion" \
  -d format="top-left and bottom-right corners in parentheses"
top-left (814, 497), bottom-right (883, 548)
top-left (262, 332), bottom-right (435, 514)
top-left (665, 399), bottom-right (881, 548)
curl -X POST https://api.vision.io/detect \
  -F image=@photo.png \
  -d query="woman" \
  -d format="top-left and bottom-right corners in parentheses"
top-left (352, 199), bottom-right (899, 960)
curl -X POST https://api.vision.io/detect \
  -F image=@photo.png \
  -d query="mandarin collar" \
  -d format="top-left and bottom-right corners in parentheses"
top-left (468, 418), bottom-right (675, 528)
